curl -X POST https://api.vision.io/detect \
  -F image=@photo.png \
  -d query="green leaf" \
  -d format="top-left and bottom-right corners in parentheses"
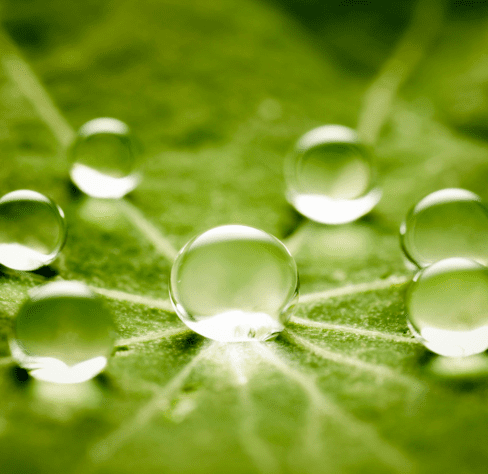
top-left (1, 0), bottom-right (488, 473)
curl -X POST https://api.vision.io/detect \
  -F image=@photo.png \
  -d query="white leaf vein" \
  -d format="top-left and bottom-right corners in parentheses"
top-left (89, 342), bottom-right (215, 464)
top-left (357, 0), bottom-right (443, 145)
top-left (253, 343), bottom-right (413, 473)
top-left (115, 199), bottom-right (178, 261)
top-left (89, 285), bottom-right (174, 312)
top-left (226, 345), bottom-right (282, 474)
top-left (115, 327), bottom-right (190, 347)
top-left (290, 316), bottom-right (418, 345)
top-left (284, 330), bottom-right (424, 388)
top-left (0, 30), bottom-right (178, 262)
top-left (0, 356), bottom-right (13, 366)
top-left (298, 275), bottom-right (409, 304)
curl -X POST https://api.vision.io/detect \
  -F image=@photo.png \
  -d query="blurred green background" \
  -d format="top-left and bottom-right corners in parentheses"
top-left (1, 0), bottom-right (488, 473)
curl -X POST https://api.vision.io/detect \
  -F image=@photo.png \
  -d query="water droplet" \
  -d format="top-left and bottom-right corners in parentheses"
top-left (401, 188), bottom-right (488, 268)
top-left (406, 258), bottom-right (488, 357)
top-left (170, 225), bottom-right (299, 342)
top-left (10, 281), bottom-right (115, 383)
top-left (285, 125), bottom-right (381, 224)
top-left (69, 117), bottom-right (141, 199)
top-left (0, 190), bottom-right (66, 271)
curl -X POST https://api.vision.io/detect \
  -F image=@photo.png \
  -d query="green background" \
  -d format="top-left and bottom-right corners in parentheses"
top-left (1, 0), bottom-right (488, 472)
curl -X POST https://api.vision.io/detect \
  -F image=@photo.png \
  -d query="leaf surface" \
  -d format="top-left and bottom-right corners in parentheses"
top-left (1, 1), bottom-right (488, 473)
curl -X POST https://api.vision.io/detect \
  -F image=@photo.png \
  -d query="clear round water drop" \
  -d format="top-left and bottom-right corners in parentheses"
top-left (69, 117), bottom-right (141, 199)
top-left (10, 281), bottom-right (115, 383)
top-left (0, 190), bottom-right (67, 271)
top-left (284, 125), bottom-right (381, 225)
top-left (170, 225), bottom-right (299, 342)
top-left (406, 258), bottom-right (488, 357)
top-left (400, 188), bottom-right (488, 268)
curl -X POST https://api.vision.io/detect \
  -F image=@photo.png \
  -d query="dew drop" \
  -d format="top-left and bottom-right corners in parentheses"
top-left (170, 225), bottom-right (299, 342)
top-left (69, 117), bottom-right (141, 199)
top-left (0, 190), bottom-right (66, 271)
top-left (285, 125), bottom-right (381, 224)
top-left (10, 281), bottom-right (115, 383)
top-left (400, 188), bottom-right (488, 268)
top-left (406, 258), bottom-right (488, 357)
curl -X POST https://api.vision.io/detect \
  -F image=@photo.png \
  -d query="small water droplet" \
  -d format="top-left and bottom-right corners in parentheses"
top-left (69, 117), bottom-right (141, 199)
top-left (285, 125), bottom-right (381, 224)
top-left (10, 281), bottom-right (115, 383)
top-left (0, 190), bottom-right (66, 271)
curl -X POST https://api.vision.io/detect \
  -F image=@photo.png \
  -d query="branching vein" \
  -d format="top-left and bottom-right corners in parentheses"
top-left (226, 345), bottom-right (282, 474)
top-left (290, 316), bottom-right (418, 345)
top-left (298, 275), bottom-right (408, 304)
top-left (284, 330), bottom-right (424, 388)
top-left (115, 327), bottom-right (190, 347)
top-left (89, 342), bottom-right (215, 464)
top-left (0, 356), bottom-right (13, 366)
top-left (0, 42), bottom-right (75, 148)
top-left (89, 285), bottom-right (174, 312)
top-left (0, 28), bottom-right (179, 262)
top-left (116, 199), bottom-right (178, 261)
top-left (253, 343), bottom-right (413, 473)
top-left (357, 0), bottom-right (443, 144)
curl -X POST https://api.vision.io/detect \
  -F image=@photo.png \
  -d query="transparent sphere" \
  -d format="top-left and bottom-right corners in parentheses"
top-left (170, 225), bottom-right (299, 342)
top-left (69, 117), bottom-right (141, 199)
top-left (400, 188), bottom-right (488, 268)
top-left (0, 190), bottom-right (67, 271)
top-left (406, 258), bottom-right (488, 357)
top-left (284, 125), bottom-right (381, 225)
top-left (10, 281), bottom-right (115, 383)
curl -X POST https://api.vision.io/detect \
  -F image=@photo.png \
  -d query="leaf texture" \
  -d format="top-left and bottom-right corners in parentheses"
top-left (0, 1), bottom-right (488, 473)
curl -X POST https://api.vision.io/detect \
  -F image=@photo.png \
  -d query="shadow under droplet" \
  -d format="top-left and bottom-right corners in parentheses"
top-left (9, 366), bottom-right (31, 388)
top-left (280, 206), bottom-right (305, 239)
top-left (30, 264), bottom-right (59, 279)
top-left (66, 179), bottom-right (84, 201)
top-left (93, 371), bottom-right (117, 392)
top-left (173, 332), bottom-right (206, 352)
top-left (0, 262), bottom-right (59, 280)
top-left (113, 345), bottom-right (129, 352)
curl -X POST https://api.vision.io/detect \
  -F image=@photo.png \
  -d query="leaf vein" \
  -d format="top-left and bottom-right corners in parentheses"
top-left (284, 330), bottom-right (424, 388)
top-left (89, 342), bottom-right (216, 464)
top-left (226, 345), bottom-right (282, 474)
top-left (299, 275), bottom-right (409, 304)
top-left (290, 316), bottom-right (419, 345)
top-left (253, 343), bottom-right (414, 473)
top-left (115, 327), bottom-right (190, 347)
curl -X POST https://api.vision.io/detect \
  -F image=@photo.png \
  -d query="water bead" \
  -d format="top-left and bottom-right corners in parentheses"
top-left (400, 188), bottom-right (488, 268)
top-left (0, 190), bottom-right (66, 271)
top-left (406, 258), bottom-right (488, 357)
top-left (170, 225), bottom-right (299, 342)
top-left (10, 281), bottom-right (115, 383)
top-left (69, 117), bottom-right (141, 199)
top-left (284, 125), bottom-right (381, 225)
